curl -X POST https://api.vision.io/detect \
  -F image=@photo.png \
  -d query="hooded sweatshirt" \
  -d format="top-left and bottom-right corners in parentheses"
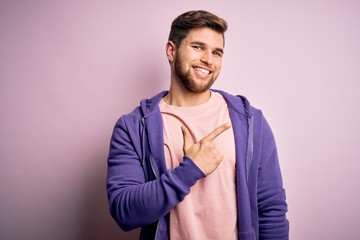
top-left (107, 90), bottom-right (289, 240)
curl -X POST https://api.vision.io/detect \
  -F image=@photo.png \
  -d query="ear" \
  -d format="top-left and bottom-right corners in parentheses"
top-left (165, 41), bottom-right (176, 62)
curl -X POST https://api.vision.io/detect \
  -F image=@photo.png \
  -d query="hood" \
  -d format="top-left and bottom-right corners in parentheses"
top-left (140, 91), bottom-right (169, 118)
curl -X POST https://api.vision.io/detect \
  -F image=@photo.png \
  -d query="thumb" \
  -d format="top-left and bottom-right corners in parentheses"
top-left (181, 125), bottom-right (192, 155)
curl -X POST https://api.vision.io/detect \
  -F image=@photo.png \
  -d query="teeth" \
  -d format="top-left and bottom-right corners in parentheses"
top-left (195, 67), bottom-right (210, 75)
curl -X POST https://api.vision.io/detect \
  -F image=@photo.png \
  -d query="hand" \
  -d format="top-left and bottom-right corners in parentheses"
top-left (181, 123), bottom-right (231, 176)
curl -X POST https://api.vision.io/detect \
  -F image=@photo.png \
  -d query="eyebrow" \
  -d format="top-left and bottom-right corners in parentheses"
top-left (190, 41), bottom-right (224, 54)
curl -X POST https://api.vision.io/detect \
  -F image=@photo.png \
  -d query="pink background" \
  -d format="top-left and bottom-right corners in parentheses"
top-left (1, 1), bottom-right (359, 239)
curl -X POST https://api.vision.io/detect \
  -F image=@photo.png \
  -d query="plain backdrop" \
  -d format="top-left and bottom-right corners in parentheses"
top-left (1, 1), bottom-right (359, 239)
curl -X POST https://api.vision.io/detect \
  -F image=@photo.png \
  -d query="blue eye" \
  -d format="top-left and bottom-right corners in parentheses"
top-left (213, 51), bottom-right (223, 57)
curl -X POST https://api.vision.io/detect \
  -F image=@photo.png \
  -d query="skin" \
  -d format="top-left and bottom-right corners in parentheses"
top-left (182, 123), bottom-right (231, 176)
top-left (164, 27), bottom-right (224, 107)
top-left (164, 27), bottom-right (231, 175)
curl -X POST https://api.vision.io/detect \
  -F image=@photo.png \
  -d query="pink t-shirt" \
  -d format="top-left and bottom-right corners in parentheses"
top-left (159, 91), bottom-right (238, 240)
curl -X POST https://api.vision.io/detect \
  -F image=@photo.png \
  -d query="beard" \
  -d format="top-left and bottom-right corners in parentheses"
top-left (174, 53), bottom-right (218, 93)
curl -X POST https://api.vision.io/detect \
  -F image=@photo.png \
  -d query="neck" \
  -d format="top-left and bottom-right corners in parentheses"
top-left (163, 87), bottom-right (211, 107)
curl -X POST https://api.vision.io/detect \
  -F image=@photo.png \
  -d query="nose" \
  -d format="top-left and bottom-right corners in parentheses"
top-left (200, 50), bottom-right (213, 65)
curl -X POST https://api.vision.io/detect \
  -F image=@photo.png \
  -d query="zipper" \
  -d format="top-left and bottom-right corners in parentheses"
top-left (142, 117), bottom-right (159, 179)
top-left (154, 218), bottom-right (161, 240)
top-left (142, 117), bottom-right (162, 239)
top-left (150, 154), bottom-right (161, 239)
top-left (246, 115), bottom-right (254, 182)
top-left (141, 117), bottom-right (146, 166)
top-left (149, 154), bottom-right (159, 179)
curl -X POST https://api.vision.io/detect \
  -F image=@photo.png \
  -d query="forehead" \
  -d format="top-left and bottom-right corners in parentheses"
top-left (182, 28), bottom-right (224, 48)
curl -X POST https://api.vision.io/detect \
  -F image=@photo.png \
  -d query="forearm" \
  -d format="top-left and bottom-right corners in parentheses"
top-left (258, 185), bottom-right (289, 239)
top-left (257, 149), bottom-right (289, 239)
top-left (107, 157), bottom-right (205, 231)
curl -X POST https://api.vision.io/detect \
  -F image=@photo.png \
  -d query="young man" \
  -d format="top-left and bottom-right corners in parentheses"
top-left (107, 10), bottom-right (289, 240)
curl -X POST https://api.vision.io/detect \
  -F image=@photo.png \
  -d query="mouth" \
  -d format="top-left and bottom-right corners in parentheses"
top-left (193, 67), bottom-right (211, 77)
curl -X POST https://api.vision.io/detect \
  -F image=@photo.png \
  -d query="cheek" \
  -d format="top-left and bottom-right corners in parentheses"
top-left (215, 61), bottom-right (222, 71)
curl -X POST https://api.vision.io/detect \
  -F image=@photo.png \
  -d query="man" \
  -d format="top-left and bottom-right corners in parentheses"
top-left (107, 10), bottom-right (289, 240)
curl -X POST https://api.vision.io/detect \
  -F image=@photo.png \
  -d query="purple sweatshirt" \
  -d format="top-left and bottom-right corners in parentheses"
top-left (107, 90), bottom-right (289, 240)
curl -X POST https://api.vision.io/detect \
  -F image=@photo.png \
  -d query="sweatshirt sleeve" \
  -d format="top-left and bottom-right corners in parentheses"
top-left (106, 116), bottom-right (205, 231)
top-left (257, 116), bottom-right (289, 239)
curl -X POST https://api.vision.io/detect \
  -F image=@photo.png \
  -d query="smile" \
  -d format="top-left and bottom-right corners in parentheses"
top-left (194, 67), bottom-right (211, 76)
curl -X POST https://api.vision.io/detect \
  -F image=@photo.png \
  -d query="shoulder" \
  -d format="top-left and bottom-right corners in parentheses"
top-left (114, 106), bottom-right (142, 129)
top-left (113, 91), bottom-right (168, 129)
top-left (212, 89), bottom-right (263, 117)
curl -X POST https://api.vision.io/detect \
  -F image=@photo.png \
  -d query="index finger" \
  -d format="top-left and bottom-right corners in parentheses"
top-left (202, 122), bottom-right (232, 142)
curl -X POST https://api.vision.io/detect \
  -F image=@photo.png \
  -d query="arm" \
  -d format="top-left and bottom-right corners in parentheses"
top-left (257, 117), bottom-right (289, 239)
top-left (106, 116), bottom-right (205, 231)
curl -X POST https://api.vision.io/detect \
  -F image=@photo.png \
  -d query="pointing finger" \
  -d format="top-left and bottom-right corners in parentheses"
top-left (202, 122), bottom-right (231, 142)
